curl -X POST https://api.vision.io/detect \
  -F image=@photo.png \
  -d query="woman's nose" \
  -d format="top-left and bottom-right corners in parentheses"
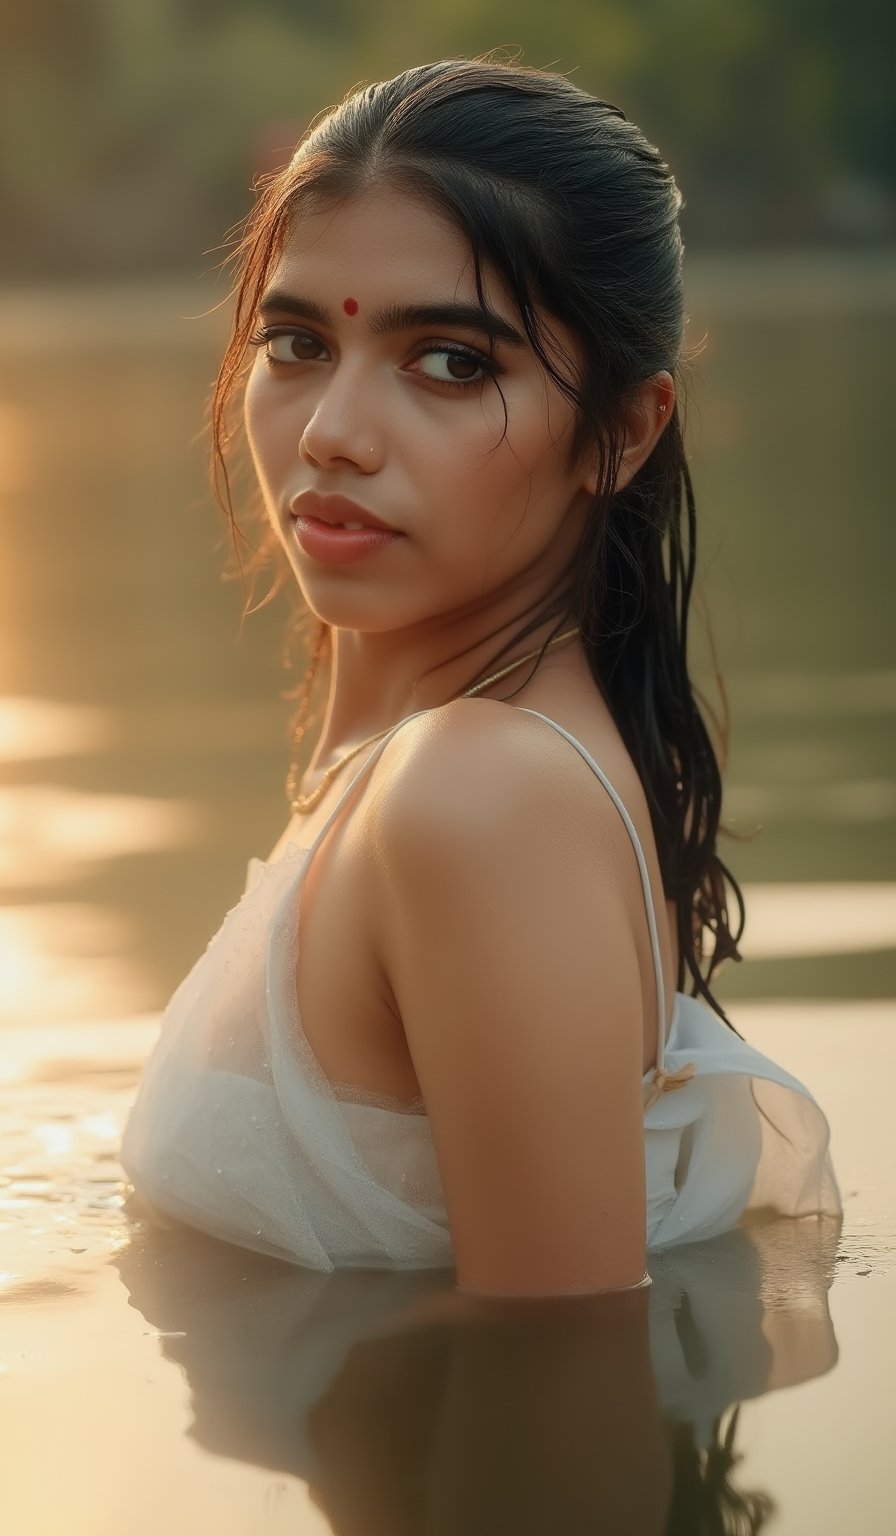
top-left (298, 367), bottom-right (383, 472)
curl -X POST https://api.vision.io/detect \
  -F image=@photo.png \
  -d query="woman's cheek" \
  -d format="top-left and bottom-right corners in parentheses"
top-left (244, 374), bottom-right (297, 488)
top-left (242, 369), bottom-right (268, 468)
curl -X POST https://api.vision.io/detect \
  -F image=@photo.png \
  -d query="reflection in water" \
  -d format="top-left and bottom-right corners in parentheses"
top-left (737, 882), bottom-right (896, 959)
top-left (114, 1209), bottom-right (839, 1535)
top-left (0, 696), bottom-right (115, 762)
top-left (0, 903), bottom-right (158, 1023)
top-left (0, 741), bottom-right (207, 1022)
top-left (0, 782), bottom-right (207, 885)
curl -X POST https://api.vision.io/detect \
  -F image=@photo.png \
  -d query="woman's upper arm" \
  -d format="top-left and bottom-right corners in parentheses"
top-left (370, 705), bottom-right (649, 1298)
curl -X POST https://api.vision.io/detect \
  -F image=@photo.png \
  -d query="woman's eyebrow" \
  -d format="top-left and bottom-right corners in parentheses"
top-left (257, 289), bottom-right (526, 346)
top-left (373, 300), bottom-right (526, 347)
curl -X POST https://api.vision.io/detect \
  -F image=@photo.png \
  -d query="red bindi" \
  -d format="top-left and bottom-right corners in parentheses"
top-left (342, 297), bottom-right (359, 316)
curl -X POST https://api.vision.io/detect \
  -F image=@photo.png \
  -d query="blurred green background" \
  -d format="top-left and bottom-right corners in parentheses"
top-left (3, 0), bottom-right (894, 277)
top-left (1, 1), bottom-right (893, 1026)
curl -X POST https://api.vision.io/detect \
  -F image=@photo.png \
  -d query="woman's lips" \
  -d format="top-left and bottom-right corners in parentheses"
top-left (289, 490), bottom-right (398, 533)
top-left (292, 514), bottom-right (404, 566)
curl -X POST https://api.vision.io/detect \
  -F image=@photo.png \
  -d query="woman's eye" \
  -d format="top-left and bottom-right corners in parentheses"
top-left (412, 348), bottom-right (490, 386)
top-left (249, 327), bottom-right (493, 389)
top-left (253, 328), bottom-right (328, 364)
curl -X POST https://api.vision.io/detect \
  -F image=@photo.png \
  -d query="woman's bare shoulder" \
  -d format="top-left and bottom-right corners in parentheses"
top-left (365, 696), bottom-right (650, 1296)
top-left (368, 695), bottom-right (628, 850)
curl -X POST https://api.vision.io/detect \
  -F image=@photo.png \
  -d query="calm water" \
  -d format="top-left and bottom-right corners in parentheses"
top-left (1, 254), bottom-right (894, 1532)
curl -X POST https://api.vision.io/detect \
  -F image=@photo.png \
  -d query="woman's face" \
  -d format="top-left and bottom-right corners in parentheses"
top-left (243, 183), bottom-right (595, 633)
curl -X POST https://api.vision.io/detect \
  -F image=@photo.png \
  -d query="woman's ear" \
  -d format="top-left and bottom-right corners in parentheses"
top-left (581, 372), bottom-right (675, 496)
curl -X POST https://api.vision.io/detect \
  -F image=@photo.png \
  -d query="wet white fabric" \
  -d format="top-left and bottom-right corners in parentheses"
top-left (120, 705), bottom-right (842, 1271)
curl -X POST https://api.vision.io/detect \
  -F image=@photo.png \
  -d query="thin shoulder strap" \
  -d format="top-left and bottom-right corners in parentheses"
top-left (300, 702), bottom-right (668, 1064)
top-left (516, 707), bottom-right (669, 1065)
top-left (301, 708), bottom-right (432, 866)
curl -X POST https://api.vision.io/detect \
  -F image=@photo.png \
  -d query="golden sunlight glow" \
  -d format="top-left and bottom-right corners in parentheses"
top-left (33, 1122), bottom-right (74, 1158)
top-left (0, 906), bottom-right (157, 1026)
top-left (0, 1018), bottom-right (160, 1087)
top-left (79, 1112), bottom-right (120, 1142)
top-left (0, 697), bottom-right (114, 763)
top-left (0, 784), bottom-right (208, 888)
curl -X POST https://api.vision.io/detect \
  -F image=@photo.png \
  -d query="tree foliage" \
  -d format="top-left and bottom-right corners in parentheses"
top-left (1, 0), bottom-right (891, 277)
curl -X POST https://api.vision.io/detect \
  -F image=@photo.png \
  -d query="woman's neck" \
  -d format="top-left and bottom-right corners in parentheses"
top-left (309, 610), bottom-right (581, 769)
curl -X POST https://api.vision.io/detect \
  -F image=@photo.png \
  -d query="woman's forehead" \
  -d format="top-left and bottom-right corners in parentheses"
top-left (272, 186), bottom-right (494, 299)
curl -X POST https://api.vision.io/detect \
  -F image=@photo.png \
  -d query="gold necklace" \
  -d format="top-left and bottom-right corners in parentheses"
top-left (287, 625), bottom-right (582, 815)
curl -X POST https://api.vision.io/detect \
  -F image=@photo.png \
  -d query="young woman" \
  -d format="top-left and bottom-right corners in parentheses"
top-left (120, 58), bottom-right (841, 1298)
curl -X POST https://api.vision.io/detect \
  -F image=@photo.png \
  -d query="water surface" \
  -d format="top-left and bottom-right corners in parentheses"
top-left (1, 255), bottom-right (894, 1531)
